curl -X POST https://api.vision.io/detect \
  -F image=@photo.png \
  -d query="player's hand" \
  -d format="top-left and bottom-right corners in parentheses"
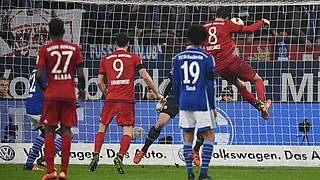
top-left (212, 109), bottom-right (218, 118)
top-left (261, 19), bottom-right (270, 28)
top-left (156, 94), bottom-right (165, 103)
top-left (146, 90), bottom-right (157, 99)
top-left (78, 89), bottom-right (86, 102)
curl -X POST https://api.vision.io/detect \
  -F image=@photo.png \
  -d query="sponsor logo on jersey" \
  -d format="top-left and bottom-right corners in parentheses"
top-left (0, 145), bottom-right (15, 161)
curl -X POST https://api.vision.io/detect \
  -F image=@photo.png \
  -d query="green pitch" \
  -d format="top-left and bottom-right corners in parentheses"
top-left (1, 164), bottom-right (320, 180)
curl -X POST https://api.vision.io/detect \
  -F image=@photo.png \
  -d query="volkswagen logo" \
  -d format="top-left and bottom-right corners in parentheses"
top-left (0, 146), bottom-right (15, 161)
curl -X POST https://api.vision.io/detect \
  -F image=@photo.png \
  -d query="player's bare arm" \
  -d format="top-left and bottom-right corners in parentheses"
top-left (97, 74), bottom-right (108, 98)
top-left (240, 19), bottom-right (270, 33)
top-left (139, 68), bottom-right (164, 102)
top-left (77, 64), bottom-right (86, 102)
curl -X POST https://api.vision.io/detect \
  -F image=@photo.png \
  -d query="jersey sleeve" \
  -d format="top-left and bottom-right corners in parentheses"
top-left (36, 46), bottom-right (46, 68)
top-left (172, 58), bottom-right (181, 107)
top-left (134, 55), bottom-right (144, 71)
top-left (98, 59), bottom-right (106, 75)
top-left (206, 55), bottom-right (216, 110)
top-left (74, 45), bottom-right (84, 65)
top-left (226, 20), bottom-right (244, 33)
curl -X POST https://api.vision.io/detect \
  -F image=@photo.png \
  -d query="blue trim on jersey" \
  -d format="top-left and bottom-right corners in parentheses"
top-left (172, 47), bottom-right (216, 111)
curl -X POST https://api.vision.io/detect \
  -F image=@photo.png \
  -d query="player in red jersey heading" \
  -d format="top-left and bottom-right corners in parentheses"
top-left (204, 7), bottom-right (272, 120)
top-left (36, 18), bottom-right (86, 180)
top-left (89, 33), bottom-right (164, 174)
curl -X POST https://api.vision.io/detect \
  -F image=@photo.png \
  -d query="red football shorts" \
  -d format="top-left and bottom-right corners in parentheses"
top-left (216, 56), bottom-right (256, 84)
top-left (40, 100), bottom-right (77, 127)
top-left (100, 102), bottom-right (135, 126)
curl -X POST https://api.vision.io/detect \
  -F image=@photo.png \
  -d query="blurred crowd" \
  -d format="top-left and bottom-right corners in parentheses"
top-left (1, 0), bottom-right (320, 60)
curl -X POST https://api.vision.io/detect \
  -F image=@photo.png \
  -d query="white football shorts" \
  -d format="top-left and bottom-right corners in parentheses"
top-left (179, 109), bottom-right (217, 132)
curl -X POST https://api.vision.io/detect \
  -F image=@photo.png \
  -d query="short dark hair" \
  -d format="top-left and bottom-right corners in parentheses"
top-left (216, 7), bottom-right (231, 19)
top-left (49, 18), bottom-right (65, 37)
top-left (187, 24), bottom-right (208, 46)
top-left (115, 33), bottom-right (130, 47)
top-left (0, 77), bottom-right (8, 81)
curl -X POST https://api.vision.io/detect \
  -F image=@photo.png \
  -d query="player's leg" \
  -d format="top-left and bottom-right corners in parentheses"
top-left (40, 100), bottom-right (58, 180)
top-left (114, 125), bottom-right (133, 174)
top-left (234, 79), bottom-right (257, 108)
top-left (88, 123), bottom-right (108, 172)
top-left (183, 130), bottom-right (195, 180)
top-left (236, 59), bottom-right (272, 119)
top-left (134, 96), bottom-right (179, 164)
top-left (199, 129), bottom-right (214, 180)
top-left (249, 74), bottom-right (272, 120)
top-left (192, 132), bottom-right (204, 166)
top-left (36, 131), bottom-right (62, 168)
top-left (41, 125), bottom-right (57, 180)
top-left (180, 110), bottom-right (197, 180)
top-left (195, 110), bottom-right (216, 180)
top-left (114, 102), bottom-right (135, 174)
top-left (24, 115), bottom-right (45, 171)
top-left (58, 126), bottom-right (72, 179)
top-left (133, 113), bottom-right (170, 164)
top-left (89, 102), bottom-right (114, 172)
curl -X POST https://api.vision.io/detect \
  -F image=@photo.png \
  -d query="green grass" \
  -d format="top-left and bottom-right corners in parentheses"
top-left (1, 164), bottom-right (320, 180)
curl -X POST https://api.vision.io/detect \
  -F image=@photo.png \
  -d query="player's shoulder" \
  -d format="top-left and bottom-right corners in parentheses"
top-left (59, 41), bottom-right (80, 51)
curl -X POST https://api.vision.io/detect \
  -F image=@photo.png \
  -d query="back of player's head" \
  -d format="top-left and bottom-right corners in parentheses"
top-left (49, 18), bottom-right (65, 37)
top-left (187, 24), bottom-right (208, 46)
top-left (216, 6), bottom-right (231, 19)
top-left (115, 33), bottom-right (130, 47)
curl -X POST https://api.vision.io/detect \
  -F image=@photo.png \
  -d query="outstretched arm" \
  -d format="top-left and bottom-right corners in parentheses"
top-left (139, 68), bottom-right (163, 101)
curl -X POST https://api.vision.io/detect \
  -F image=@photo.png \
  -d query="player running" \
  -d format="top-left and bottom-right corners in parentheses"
top-left (37, 18), bottom-right (86, 180)
top-left (172, 24), bottom-right (217, 180)
top-left (133, 72), bottom-right (205, 166)
top-left (203, 7), bottom-right (272, 120)
top-left (23, 69), bottom-right (62, 172)
top-left (88, 33), bottom-right (163, 174)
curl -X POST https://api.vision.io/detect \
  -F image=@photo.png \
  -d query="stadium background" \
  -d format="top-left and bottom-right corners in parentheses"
top-left (1, 0), bottom-right (320, 167)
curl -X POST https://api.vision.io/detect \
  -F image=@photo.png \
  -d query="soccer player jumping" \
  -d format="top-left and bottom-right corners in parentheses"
top-left (172, 25), bottom-right (217, 180)
top-left (204, 7), bottom-right (272, 120)
top-left (89, 33), bottom-right (163, 174)
top-left (37, 18), bottom-right (86, 180)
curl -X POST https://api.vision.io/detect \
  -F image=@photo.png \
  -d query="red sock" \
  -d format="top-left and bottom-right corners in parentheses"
top-left (44, 132), bottom-right (55, 173)
top-left (61, 133), bottom-right (72, 173)
top-left (94, 132), bottom-right (105, 154)
top-left (118, 135), bottom-right (131, 158)
top-left (254, 79), bottom-right (265, 101)
top-left (239, 86), bottom-right (257, 108)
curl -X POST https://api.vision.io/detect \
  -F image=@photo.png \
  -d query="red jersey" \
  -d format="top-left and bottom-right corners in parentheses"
top-left (99, 50), bottom-right (142, 103)
top-left (204, 19), bottom-right (264, 67)
top-left (36, 40), bottom-right (83, 102)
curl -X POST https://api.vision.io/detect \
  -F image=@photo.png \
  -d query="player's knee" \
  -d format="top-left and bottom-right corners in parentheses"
top-left (202, 129), bottom-right (214, 141)
top-left (123, 126), bottom-right (133, 136)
